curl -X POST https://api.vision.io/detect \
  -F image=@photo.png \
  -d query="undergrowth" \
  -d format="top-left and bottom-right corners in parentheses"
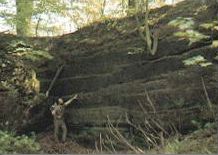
top-left (162, 122), bottom-right (217, 154)
top-left (0, 130), bottom-right (41, 154)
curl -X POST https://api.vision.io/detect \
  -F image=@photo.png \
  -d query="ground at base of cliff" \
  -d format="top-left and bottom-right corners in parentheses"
top-left (37, 131), bottom-right (95, 154)
top-left (36, 123), bottom-right (217, 154)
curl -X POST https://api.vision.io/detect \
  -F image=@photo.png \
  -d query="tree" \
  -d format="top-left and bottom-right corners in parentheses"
top-left (67, 0), bottom-right (108, 29)
top-left (127, 0), bottom-right (136, 14)
top-left (1, 0), bottom-right (68, 36)
top-left (135, 0), bottom-right (159, 55)
top-left (128, 0), bottom-right (135, 9)
top-left (32, 0), bottom-right (67, 36)
top-left (100, 0), bottom-right (106, 17)
top-left (16, 0), bottom-right (33, 36)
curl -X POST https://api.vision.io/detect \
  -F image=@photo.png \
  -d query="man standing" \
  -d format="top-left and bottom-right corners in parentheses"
top-left (50, 94), bottom-right (78, 142)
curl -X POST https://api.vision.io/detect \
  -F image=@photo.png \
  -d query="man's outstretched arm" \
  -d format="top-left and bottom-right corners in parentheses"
top-left (64, 94), bottom-right (78, 106)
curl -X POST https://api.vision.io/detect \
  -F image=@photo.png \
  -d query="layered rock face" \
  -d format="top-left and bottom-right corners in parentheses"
top-left (36, 0), bottom-right (218, 137)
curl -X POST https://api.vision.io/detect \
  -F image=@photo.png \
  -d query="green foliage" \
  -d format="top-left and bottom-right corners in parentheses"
top-left (173, 98), bottom-right (185, 108)
top-left (16, 0), bottom-right (34, 36)
top-left (0, 49), bottom-right (29, 93)
top-left (174, 30), bottom-right (209, 45)
top-left (33, 0), bottom-right (67, 15)
top-left (168, 17), bottom-right (195, 30)
top-left (191, 119), bottom-right (203, 129)
top-left (127, 47), bottom-right (144, 55)
top-left (24, 50), bottom-right (53, 61)
top-left (183, 55), bottom-right (212, 67)
top-left (183, 55), bottom-right (205, 65)
top-left (1, 0), bottom-right (68, 36)
top-left (0, 131), bottom-right (41, 154)
top-left (163, 123), bottom-right (217, 154)
top-left (9, 40), bottom-right (53, 62)
top-left (0, 40), bottom-right (46, 96)
top-left (168, 17), bottom-right (209, 45)
top-left (0, 0), bottom-right (6, 4)
top-left (214, 55), bottom-right (218, 61)
top-left (164, 138), bottom-right (181, 154)
top-left (70, 0), bottom-right (108, 29)
top-left (204, 122), bottom-right (216, 129)
top-left (212, 40), bottom-right (218, 48)
top-left (200, 21), bottom-right (218, 30)
top-left (106, 20), bottom-right (118, 30)
top-left (10, 40), bottom-right (31, 48)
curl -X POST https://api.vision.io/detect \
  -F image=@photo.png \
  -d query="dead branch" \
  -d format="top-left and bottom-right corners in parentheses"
top-left (144, 118), bottom-right (159, 135)
top-left (145, 88), bottom-right (157, 114)
top-left (137, 99), bottom-right (148, 115)
top-left (107, 115), bottom-right (144, 154)
top-left (99, 133), bottom-right (103, 153)
top-left (105, 134), bottom-right (117, 153)
top-left (201, 77), bottom-right (213, 109)
top-left (125, 112), bottom-right (158, 147)
top-left (150, 118), bottom-right (169, 136)
top-left (95, 141), bottom-right (100, 153)
top-left (101, 137), bottom-right (114, 154)
top-left (45, 65), bottom-right (64, 97)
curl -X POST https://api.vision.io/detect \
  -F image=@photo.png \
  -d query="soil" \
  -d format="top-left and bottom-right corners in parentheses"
top-left (37, 131), bottom-right (95, 154)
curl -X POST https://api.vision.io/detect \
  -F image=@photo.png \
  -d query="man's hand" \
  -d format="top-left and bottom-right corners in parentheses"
top-left (73, 94), bottom-right (78, 100)
top-left (45, 91), bottom-right (49, 97)
top-left (64, 94), bottom-right (78, 106)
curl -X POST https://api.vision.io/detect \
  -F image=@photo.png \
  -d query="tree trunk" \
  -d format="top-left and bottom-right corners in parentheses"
top-left (16, 0), bottom-right (33, 36)
top-left (100, 0), bottom-right (106, 17)
top-left (128, 0), bottom-right (135, 14)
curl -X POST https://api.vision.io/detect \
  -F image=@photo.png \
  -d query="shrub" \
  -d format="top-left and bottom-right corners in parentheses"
top-left (0, 131), bottom-right (41, 154)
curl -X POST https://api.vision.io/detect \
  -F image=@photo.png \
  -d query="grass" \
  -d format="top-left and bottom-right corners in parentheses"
top-left (159, 122), bottom-right (217, 154)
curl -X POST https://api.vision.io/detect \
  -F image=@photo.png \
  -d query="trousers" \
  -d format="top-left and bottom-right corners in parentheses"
top-left (54, 118), bottom-right (67, 142)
